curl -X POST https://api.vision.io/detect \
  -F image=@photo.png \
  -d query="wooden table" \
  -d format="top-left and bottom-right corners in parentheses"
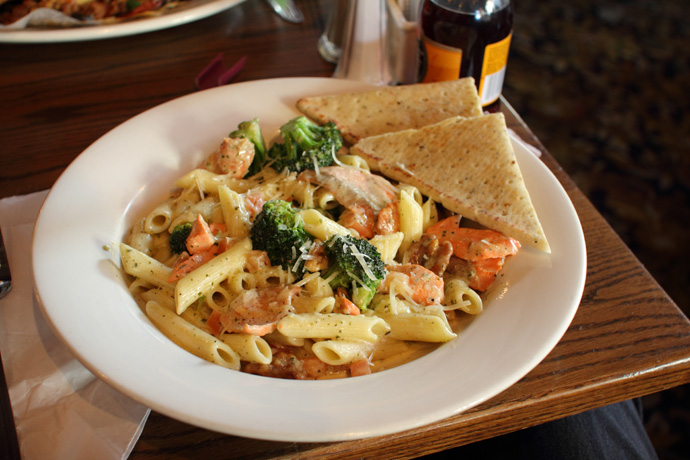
top-left (2, 0), bottom-right (689, 458)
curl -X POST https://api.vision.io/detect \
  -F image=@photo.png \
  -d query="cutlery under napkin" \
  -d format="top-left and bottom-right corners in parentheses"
top-left (0, 191), bottom-right (150, 460)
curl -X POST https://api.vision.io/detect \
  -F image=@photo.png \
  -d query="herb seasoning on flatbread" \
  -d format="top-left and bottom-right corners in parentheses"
top-left (296, 78), bottom-right (483, 144)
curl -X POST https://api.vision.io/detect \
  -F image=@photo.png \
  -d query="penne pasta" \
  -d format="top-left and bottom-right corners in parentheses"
top-left (311, 339), bottom-right (374, 365)
top-left (220, 334), bottom-right (272, 364)
top-left (397, 189), bottom-right (424, 256)
top-left (174, 238), bottom-right (251, 314)
top-left (298, 209), bottom-right (351, 241)
top-left (218, 185), bottom-right (250, 238)
top-left (314, 189), bottom-right (339, 210)
top-left (145, 300), bottom-right (240, 370)
top-left (369, 232), bottom-right (404, 264)
top-left (293, 295), bottom-right (336, 314)
top-left (277, 313), bottom-right (390, 342)
top-left (120, 243), bottom-right (174, 291)
top-left (422, 198), bottom-right (439, 231)
top-left (444, 278), bottom-right (483, 315)
top-left (336, 154), bottom-right (370, 171)
top-left (398, 184), bottom-right (423, 205)
top-left (381, 311), bottom-right (457, 342)
top-left (144, 203), bottom-right (173, 234)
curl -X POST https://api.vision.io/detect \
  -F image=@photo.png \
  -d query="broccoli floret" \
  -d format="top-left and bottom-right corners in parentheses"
top-left (267, 116), bottom-right (343, 173)
top-left (169, 222), bottom-right (193, 254)
top-left (250, 200), bottom-right (313, 274)
top-left (229, 118), bottom-right (267, 177)
top-left (323, 234), bottom-right (387, 310)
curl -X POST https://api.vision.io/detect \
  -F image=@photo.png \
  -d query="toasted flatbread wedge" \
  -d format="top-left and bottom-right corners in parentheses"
top-left (351, 113), bottom-right (550, 253)
top-left (296, 78), bottom-right (482, 144)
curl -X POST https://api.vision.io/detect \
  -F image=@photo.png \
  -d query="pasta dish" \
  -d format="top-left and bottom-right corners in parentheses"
top-left (1, 0), bottom-right (184, 25)
top-left (120, 116), bottom-right (520, 379)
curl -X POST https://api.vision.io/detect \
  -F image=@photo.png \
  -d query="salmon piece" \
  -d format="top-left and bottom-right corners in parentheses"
top-left (426, 214), bottom-right (462, 236)
top-left (349, 359), bottom-right (372, 377)
top-left (426, 216), bottom-right (520, 261)
top-left (244, 191), bottom-right (265, 219)
top-left (209, 222), bottom-right (226, 236)
top-left (446, 257), bottom-right (506, 292)
top-left (168, 249), bottom-right (217, 282)
top-left (375, 200), bottom-right (400, 235)
top-left (335, 287), bottom-right (360, 315)
top-left (302, 357), bottom-right (329, 379)
top-left (201, 137), bottom-right (255, 178)
top-left (185, 214), bottom-right (216, 255)
top-left (299, 166), bottom-right (397, 213)
top-left (299, 166), bottom-right (397, 238)
top-left (206, 310), bottom-right (223, 336)
top-left (168, 237), bottom-right (236, 283)
top-left (338, 204), bottom-right (376, 239)
top-left (219, 286), bottom-right (300, 336)
top-left (245, 250), bottom-right (270, 273)
top-left (380, 264), bottom-right (445, 306)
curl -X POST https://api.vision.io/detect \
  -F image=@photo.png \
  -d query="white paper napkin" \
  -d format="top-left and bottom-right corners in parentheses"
top-left (0, 191), bottom-right (150, 460)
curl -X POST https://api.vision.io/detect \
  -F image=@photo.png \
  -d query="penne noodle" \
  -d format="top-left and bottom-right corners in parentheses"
top-left (218, 185), bottom-right (250, 238)
top-left (174, 238), bottom-right (251, 314)
top-left (293, 295), bottom-right (336, 314)
top-left (397, 189), bottom-right (424, 256)
top-left (145, 301), bottom-right (240, 370)
top-left (398, 184), bottom-right (423, 205)
top-left (422, 198), bottom-right (439, 231)
top-left (382, 312), bottom-right (457, 342)
top-left (144, 203), bottom-right (173, 234)
top-left (120, 243), bottom-right (174, 291)
top-left (311, 339), bottom-right (374, 366)
top-left (220, 334), bottom-right (272, 364)
top-left (369, 232), bottom-right (404, 264)
top-left (298, 209), bottom-right (351, 241)
top-left (444, 278), bottom-right (483, 315)
top-left (336, 154), bottom-right (370, 171)
top-left (277, 313), bottom-right (390, 342)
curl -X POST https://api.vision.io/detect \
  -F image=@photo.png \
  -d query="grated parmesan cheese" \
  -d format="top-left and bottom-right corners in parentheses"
top-left (348, 243), bottom-right (376, 281)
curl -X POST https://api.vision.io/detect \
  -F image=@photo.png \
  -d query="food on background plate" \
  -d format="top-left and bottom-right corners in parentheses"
top-left (296, 78), bottom-right (482, 144)
top-left (120, 109), bottom-right (529, 379)
top-left (351, 113), bottom-right (550, 253)
top-left (0, 0), bottom-right (185, 26)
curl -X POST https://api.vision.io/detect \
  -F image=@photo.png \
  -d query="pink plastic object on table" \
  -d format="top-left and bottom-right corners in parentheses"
top-left (195, 54), bottom-right (247, 90)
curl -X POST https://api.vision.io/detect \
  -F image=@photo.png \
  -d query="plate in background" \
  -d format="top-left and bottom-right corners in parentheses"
top-left (0, 0), bottom-right (245, 43)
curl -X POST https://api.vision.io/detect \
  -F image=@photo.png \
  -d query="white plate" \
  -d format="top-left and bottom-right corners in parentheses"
top-left (0, 0), bottom-right (245, 43)
top-left (32, 77), bottom-right (587, 442)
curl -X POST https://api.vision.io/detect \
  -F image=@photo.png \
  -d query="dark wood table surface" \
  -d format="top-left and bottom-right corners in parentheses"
top-left (2, 0), bottom-right (689, 458)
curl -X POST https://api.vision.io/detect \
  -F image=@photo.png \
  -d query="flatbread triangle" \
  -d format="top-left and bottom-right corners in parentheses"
top-left (296, 78), bottom-right (483, 145)
top-left (351, 113), bottom-right (551, 253)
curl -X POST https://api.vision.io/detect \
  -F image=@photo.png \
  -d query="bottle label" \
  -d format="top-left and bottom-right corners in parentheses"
top-left (421, 37), bottom-right (462, 83)
top-left (478, 32), bottom-right (512, 106)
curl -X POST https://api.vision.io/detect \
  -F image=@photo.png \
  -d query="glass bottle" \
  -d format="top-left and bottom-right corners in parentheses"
top-left (418, 0), bottom-right (514, 111)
